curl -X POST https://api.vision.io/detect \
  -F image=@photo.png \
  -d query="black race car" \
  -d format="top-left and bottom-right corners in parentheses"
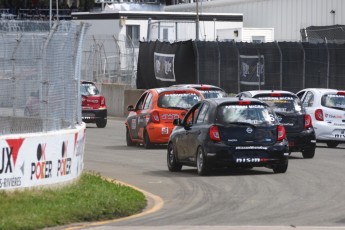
top-left (237, 90), bottom-right (316, 158)
top-left (167, 97), bottom-right (289, 176)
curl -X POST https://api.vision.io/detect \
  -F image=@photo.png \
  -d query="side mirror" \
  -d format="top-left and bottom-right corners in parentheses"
top-left (127, 105), bottom-right (134, 111)
top-left (173, 118), bottom-right (181, 126)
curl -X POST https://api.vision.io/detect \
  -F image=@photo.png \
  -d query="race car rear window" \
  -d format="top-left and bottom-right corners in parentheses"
top-left (256, 96), bottom-right (302, 113)
top-left (321, 94), bottom-right (345, 110)
top-left (216, 104), bottom-right (276, 125)
top-left (158, 93), bottom-right (201, 109)
top-left (199, 90), bottom-right (227, 99)
top-left (81, 83), bottom-right (99, 96)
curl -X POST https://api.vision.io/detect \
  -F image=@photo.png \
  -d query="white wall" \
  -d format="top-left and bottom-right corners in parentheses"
top-left (217, 27), bottom-right (274, 42)
top-left (165, 0), bottom-right (345, 41)
top-left (76, 14), bottom-right (243, 42)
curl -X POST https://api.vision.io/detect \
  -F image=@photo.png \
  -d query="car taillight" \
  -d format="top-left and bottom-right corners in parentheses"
top-left (209, 125), bottom-right (221, 142)
top-left (200, 86), bottom-right (211, 90)
top-left (304, 114), bottom-right (312, 129)
top-left (151, 111), bottom-right (160, 123)
top-left (277, 125), bottom-right (286, 142)
top-left (100, 96), bottom-right (106, 107)
top-left (238, 101), bottom-right (251, 105)
top-left (337, 91), bottom-right (345, 96)
top-left (315, 109), bottom-right (324, 121)
top-left (271, 93), bottom-right (281, 97)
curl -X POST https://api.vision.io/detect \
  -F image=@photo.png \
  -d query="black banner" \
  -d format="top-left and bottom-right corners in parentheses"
top-left (154, 52), bottom-right (175, 82)
top-left (239, 55), bottom-right (265, 85)
top-left (136, 40), bottom-right (195, 89)
top-left (136, 40), bottom-right (345, 93)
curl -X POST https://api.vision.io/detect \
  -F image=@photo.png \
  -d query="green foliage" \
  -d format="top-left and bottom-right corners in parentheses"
top-left (0, 172), bottom-right (146, 230)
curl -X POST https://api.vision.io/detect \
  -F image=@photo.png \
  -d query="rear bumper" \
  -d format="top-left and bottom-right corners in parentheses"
top-left (286, 128), bottom-right (316, 152)
top-left (204, 140), bottom-right (289, 167)
top-left (146, 122), bottom-right (175, 144)
top-left (313, 121), bottom-right (345, 143)
top-left (82, 109), bottom-right (107, 123)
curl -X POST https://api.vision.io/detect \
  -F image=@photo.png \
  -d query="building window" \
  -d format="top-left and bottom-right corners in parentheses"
top-left (252, 36), bottom-right (265, 43)
top-left (163, 28), bottom-right (169, 41)
top-left (126, 25), bottom-right (140, 47)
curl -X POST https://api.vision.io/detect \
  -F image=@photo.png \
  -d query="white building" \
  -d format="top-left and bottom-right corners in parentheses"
top-left (165, 0), bottom-right (345, 41)
top-left (72, 8), bottom-right (244, 42)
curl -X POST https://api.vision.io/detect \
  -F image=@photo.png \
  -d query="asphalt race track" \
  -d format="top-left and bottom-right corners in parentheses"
top-left (67, 118), bottom-right (345, 230)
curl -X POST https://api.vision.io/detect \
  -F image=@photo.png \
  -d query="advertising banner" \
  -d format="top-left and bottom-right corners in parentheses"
top-left (154, 52), bottom-right (176, 82)
top-left (239, 55), bottom-right (265, 85)
top-left (0, 124), bottom-right (86, 190)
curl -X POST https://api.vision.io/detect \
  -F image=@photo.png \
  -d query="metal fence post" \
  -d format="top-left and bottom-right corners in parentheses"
top-left (147, 18), bottom-right (151, 41)
top-left (325, 38), bottom-right (330, 88)
top-left (298, 42), bottom-right (306, 89)
top-left (11, 34), bottom-right (22, 117)
top-left (257, 47), bottom-right (261, 90)
top-left (75, 22), bottom-right (86, 126)
top-left (217, 41), bottom-right (221, 88)
top-left (276, 41), bottom-right (283, 90)
top-left (233, 41), bottom-right (241, 93)
top-left (193, 41), bottom-right (200, 84)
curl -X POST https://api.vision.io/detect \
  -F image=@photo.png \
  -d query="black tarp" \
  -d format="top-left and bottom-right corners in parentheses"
top-left (136, 40), bottom-right (345, 93)
top-left (136, 40), bottom-right (195, 89)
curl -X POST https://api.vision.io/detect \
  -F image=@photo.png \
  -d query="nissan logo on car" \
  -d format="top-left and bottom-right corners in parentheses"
top-left (246, 127), bottom-right (253, 133)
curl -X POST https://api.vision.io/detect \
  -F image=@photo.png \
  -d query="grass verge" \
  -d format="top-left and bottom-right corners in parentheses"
top-left (0, 171), bottom-right (147, 230)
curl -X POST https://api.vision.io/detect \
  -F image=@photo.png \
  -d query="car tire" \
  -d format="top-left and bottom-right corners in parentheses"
top-left (126, 127), bottom-right (135, 147)
top-left (143, 130), bottom-right (153, 149)
top-left (272, 161), bottom-right (288, 174)
top-left (326, 142), bottom-right (339, 148)
top-left (302, 148), bottom-right (315, 159)
top-left (196, 146), bottom-right (209, 176)
top-left (167, 142), bottom-right (182, 172)
top-left (96, 119), bottom-right (107, 128)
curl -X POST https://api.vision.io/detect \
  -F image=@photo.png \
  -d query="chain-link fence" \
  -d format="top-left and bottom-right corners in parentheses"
top-left (194, 40), bottom-right (345, 94)
top-left (81, 34), bottom-right (137, 88)
top-left (136, 40), bottom-right (345, 93)
top-left (0, 20), bottom-right (88, 135)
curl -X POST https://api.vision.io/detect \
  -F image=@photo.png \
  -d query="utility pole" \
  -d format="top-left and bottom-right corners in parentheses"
top-left (49, 0), bottom-right (52, 29)
top-left (196, 0), bottom-right (199, 41)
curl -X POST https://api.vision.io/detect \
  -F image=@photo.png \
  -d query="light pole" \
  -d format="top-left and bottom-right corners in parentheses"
top-left (49, 0), bottom-right (52, 29)
top-left (213, 18), bottom-right (216, 41)
top-left (196, 0), bottom-right (199, 41)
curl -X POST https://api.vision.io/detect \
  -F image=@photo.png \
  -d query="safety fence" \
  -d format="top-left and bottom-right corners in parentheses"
top-left (136, 40), bottom-right (345, 94)
top-left (0, 20), bottom-right (88, 135)
top-left (80, 34), bottom-right (138, 88)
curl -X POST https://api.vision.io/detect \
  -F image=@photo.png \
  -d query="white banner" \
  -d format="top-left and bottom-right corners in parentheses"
top-left (0, 124), bottom-right (86, 190)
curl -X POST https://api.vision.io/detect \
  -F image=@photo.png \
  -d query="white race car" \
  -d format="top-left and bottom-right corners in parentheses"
top-left (296, 88), bottom-right (345, 148)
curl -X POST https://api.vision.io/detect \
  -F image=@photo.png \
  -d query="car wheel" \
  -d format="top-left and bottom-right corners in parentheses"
top-left (96, 119), bottom-right (107, 128)
top-left (143, 130), bottom-right (153, 149)
top-left (126, 127), bottom-right (135, 147)
top-left (326, 142), bottom-right (339, 148)
top-left (196, 146), bottom-right (209, 176)
top-left (167, 142), bottom-right (182, 172)
top-left (302, 148), bottom-right (315, 159)
top-left (272, 161), bottom-right (288, 174)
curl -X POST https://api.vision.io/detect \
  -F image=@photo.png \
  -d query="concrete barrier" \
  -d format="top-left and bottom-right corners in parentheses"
top-left (100, 83), bottom-right (145, 117)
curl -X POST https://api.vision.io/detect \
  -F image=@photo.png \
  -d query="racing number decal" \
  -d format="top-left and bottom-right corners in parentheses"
top-left (131, 119), bottom-right (136, 130)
